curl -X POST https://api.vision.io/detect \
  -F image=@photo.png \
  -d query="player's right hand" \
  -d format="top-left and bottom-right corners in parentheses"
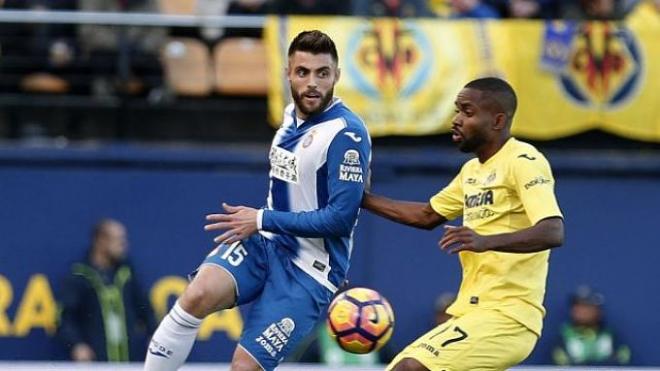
top-left (205, 203), bottom-right (259, 245)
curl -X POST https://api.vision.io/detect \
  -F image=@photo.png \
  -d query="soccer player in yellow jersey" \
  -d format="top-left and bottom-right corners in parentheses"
top-left (362, 77), bottom-right (564, 371)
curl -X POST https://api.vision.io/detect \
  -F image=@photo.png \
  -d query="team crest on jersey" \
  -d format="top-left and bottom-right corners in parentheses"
top-left (558, 22), bottom-right (642, 108)
top-left (269, 146), bottom-right (299, 184)
top-left (302, 130), bottom-right (316, 148)
top-left (484, 171), bottom-right (497, 185)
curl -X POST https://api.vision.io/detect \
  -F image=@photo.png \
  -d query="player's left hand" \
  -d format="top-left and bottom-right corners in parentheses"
top-left (204, 203), bottom-right (258, 245)
top-left (439, 225), bottom-right (490, 254)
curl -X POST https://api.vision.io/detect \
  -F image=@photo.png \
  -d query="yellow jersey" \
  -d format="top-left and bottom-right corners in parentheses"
top-left (430, 138), bottom-right (563, 336)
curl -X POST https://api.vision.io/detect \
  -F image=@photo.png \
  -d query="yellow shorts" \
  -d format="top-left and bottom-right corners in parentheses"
top-left (386, 309), bottom-right (538, 371)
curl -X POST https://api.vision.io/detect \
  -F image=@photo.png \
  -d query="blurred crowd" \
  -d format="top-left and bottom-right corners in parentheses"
top-left (0, 0), bottom-right (654, 96)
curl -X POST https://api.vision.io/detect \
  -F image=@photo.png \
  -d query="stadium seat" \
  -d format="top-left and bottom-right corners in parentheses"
top-left (161, 38), bottom-right (213, 96)
top-left (157, 0), bottom-right (197, 15)
top-left (19, 72), bottom-right (70, 94)
top-left (213, 37), bottom-right (269, 96)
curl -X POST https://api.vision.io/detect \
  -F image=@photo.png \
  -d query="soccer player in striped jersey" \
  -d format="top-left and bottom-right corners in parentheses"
top-left (363, 77), bottom-right (564, 371)
top-left (144, 30), bottom-right (371, 371)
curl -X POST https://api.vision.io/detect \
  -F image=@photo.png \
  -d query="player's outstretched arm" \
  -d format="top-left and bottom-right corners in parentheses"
top-left (361, 191), bottom-right (446, 230)
top-left (439, 217), bottom-right (564, 254)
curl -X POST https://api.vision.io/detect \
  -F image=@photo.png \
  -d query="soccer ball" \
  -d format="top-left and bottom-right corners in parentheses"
top-left (326, 287), bottom-right (394, 354)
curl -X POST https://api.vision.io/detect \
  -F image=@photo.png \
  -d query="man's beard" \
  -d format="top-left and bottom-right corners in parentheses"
top-left (457, 132), bottom-right (487, 153)
top-left (291, 86), bottom-right (334, 118)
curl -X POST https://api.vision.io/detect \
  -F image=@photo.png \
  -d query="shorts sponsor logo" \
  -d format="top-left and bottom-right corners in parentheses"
top-left (270, 146), bottom-right (299, 184)
top-left (255, 317), bottom-right (296, 358)
top-left (278, 317), bottom-right (295, 337)
top-left (524, 176), bottom-right (551, 190)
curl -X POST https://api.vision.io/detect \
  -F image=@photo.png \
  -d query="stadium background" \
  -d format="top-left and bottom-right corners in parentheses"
top-left (1, 0), bottom-right (660, 369)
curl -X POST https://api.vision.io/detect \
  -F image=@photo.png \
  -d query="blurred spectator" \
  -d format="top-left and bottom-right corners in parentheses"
top-left (490, 0), bottom-right (561, 18)
top-left (78, 0), bottom-right (166, 96)
top-left (448, 0), bottom-right (501, 18)
top-left (272, 0), bottom-right (350, 15)
top-left (552, 285), bottom-right (631, 366)
top-left (0, 0), bottom-right (78, 92)
top-left (353, 0), bottom-right (436, 17)
top-left (223, 0), bottom-right (270, 39)
top-left (561, 0), bottom-right (627, 19)
top-left (433, 292), bottom-right (455, 326)
top-left (57, 219), bottom-right (156, 362)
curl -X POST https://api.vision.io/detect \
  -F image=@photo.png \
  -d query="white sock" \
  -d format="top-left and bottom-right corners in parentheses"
top-left (144, 301), bottom-right (202, 371)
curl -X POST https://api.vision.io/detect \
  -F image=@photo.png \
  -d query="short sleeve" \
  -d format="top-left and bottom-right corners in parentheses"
top-left (512, 153), bottom-right (563, 225)
top-left (429, 173), bottom-right (464, 221)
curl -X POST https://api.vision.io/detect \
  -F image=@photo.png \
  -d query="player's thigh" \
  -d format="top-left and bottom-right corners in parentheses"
top-left (238, 255), bottom-right (332, 371)
top-left (388, 310), bottom-right (537, 371)
top-left (183, 235), bottom-right (269, 315)
top-left (179, 263), bottom-right (237, 318)
top-left (231, 345), bottom-right (264, 371)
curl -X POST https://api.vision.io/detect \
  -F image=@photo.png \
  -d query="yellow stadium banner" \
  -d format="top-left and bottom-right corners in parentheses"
top-left (264, 7), bottom-right (660, 141)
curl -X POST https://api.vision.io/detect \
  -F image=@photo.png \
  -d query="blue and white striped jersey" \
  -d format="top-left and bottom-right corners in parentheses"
top-left (258, 98), bottom-right (371, 293)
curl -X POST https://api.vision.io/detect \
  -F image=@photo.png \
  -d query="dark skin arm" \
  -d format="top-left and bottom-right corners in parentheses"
top-left (363, 192), bottom-right (564, 254)
top-left (361, 192), bottom-right (446, 230)
top-left (439, 217), bottom-right (564, 254)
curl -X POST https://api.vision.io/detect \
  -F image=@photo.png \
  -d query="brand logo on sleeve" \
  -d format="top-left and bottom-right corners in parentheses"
top-left (344, 132), bottom-right (362, 142)
top-left (340, 150), bottom-right (364, 183)
top-left (524, 176), bottom-right (551, 190)
top-left (342, 149), bottom-right (361, 165)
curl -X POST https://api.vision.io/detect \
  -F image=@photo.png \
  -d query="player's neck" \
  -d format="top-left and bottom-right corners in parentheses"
top-left (476, 136), bottom-right (511, 163)
top-left (294, 98), bottom-right (336, 123)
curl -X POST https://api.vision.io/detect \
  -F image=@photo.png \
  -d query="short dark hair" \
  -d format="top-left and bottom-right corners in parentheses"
top-left (288, 30), bottom-right (338, 64)
top-left (464, 77), bottom-right (517, 121)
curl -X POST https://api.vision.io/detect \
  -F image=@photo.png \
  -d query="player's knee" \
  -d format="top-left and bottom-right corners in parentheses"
top-left (179, 281), bottom-right (219, 318)
top-left (391, 358), bottom-right (430, 371)
top-left (230, 356), bottom-right (262, 371)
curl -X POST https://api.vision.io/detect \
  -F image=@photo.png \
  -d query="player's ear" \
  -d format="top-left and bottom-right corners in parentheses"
top-left (335, 67), bottom-right (341, 84)
top-left (493, 112), bottom-right (507, 131)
